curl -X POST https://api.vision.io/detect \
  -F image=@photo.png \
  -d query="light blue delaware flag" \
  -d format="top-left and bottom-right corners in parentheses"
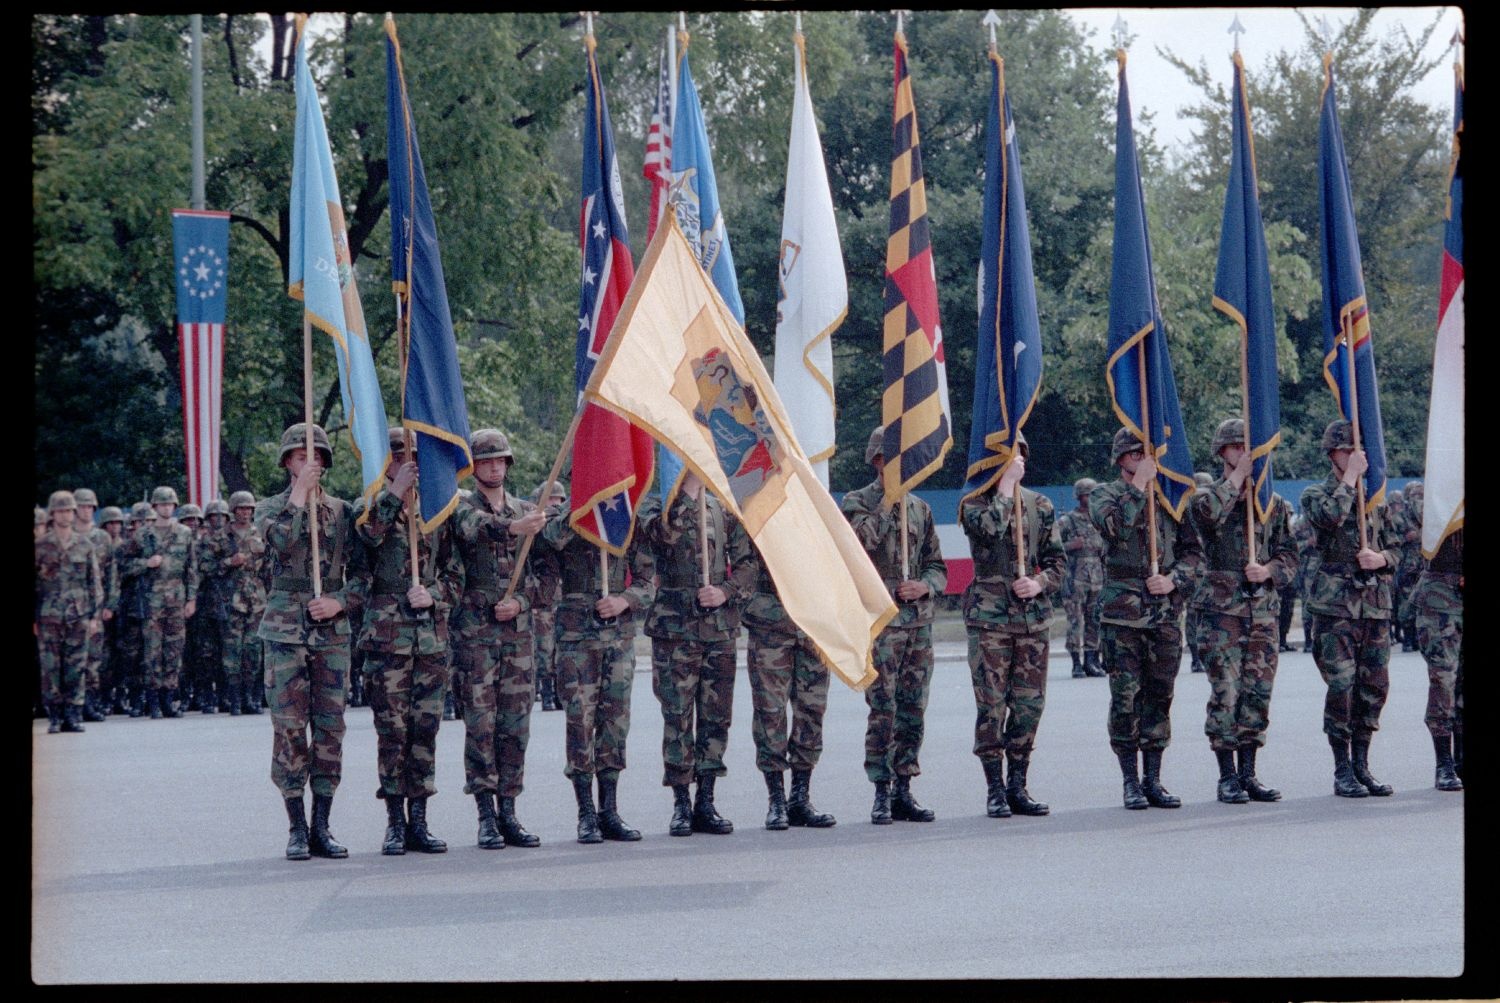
top-left (387, 17), bottom-right (473, 532)
top-left (961, 50), bottom-right (1042, 505)
top-left (657, 30), bottom-right (746, 503)
top-left (288, 17), bottom-right (390, 510)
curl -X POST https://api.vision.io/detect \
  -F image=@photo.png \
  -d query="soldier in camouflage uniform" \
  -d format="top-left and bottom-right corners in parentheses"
top-left (255, 423), bottom-right (361, 861)
top-left (1412, 526), bottom-right (1462, 791)
top-left (743, 542), bottom-right (837, 830)
top-left (1188, 419), bottom-right (1297, 805)
top-left (1057, 477), bottom-right (1106, 678)
top-left (1301, 419), bottom-right (1402, 799)
top-left (449, 429), bottom-right (552, 849)
top-left (190, 499), bottom-right (235, 713)
top-left (222, 491), bottom-right (267, 716)
top-left (1091, 428), bottom-right (1204, 810)
top-left (34, 505), bottom-right (48, 540)
top-left (639, 470), bottom-right (754, 837)
top-left (531, 479), bottom-right (568, 713)
top-left (117, 487), bottom-right (198, 719)
top-left (35, 491), bottom-right (104, 733)
top-left (1396, 482), bottom-right (1425, 652)
top-left (115, 501), bottom-right (155, 717)
top-left (842, 428), bottom-right (947, 825)
top-left (353, 428), bottom-right (463, 856)
top-left (538, 480), bottom-right (655, 843)
top-left (176, 503), bottom-right (207, 710)
top-left (72, 488), bottom-right (115, 721)
top-left (1185, 471), bottom-right (1214, 673)
top-left (959, 432), bottom-right (1065, 819)
top-left (96, 506), bottom-right (128, 715)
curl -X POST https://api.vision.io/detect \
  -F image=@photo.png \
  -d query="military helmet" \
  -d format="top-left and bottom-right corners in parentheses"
top-left (1194, 471), bottom-right (1214, 488)
top-left (151, 486), bottom-right (179, 506)
top-left (1404, 481), bottom-right (1424, 502)
top-left (48, 490), bottom-right (77, 513)
top-left (177, 503), bottom-right (203, 522)
top-left (1320, 419), bottom-right (1355, 452)
top-left (533, 478), bottom-right (567, 505)
top-left (229, 490), bottom-right (256, 510)
top-left (99, 506), bottom-right (124, 525)
top-left (205, 498), bottom-right (230, 517)
top-left (73, 488), bottom-right (99, 508)
top-left (1210, 418), bottom-right (1247, 455)
top-left (34, 506), bottom-right (47, 527)
top-left (130, 501), bottom-right (153, 522)
top-left (1074, 477), bottom-right (1098, 499)
top-left (1111, 427), bottom-right (1144, 464)
top-left (865, 427), bottom-right (886, 466)
top-left (471, 428), bottom-right (514, 461)
top-left (1388, 490), bottom-right (1404, 507)
top-left (277, 423), bottom-right (333, 468)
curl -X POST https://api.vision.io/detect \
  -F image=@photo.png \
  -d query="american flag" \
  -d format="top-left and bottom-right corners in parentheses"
top-left (642, 33), bottom-right (673, 243)
top-left (171, 209), bottom-right (230, 508)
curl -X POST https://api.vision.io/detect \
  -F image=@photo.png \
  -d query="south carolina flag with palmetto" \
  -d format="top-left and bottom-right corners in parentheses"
top-left (1423, 63), bottom-right (1463, 557)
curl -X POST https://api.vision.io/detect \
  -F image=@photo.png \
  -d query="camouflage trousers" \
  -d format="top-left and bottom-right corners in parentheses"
top-left (1310, 614), bottom-right (1390, 741)
top-left (534, 608), bottom-right (558, 691)
top-left (1064, 583), bottom-right (1101, 656)
top-left (117, 616), bottom-right (145, 686)
top-left (556, 638), bottom-right (635, 779)
top-left (454, 634), bottom-right (536, 797)
top-left (864, 625), bottom-right (933, 783)
top-left (141, 606), bottom-right (186, 691)
top-left (192, 615), bottom-right (226, 696)
top-left (1195, 613), bottom-right (1277, 750)
top-left (265, 640), bottom-right (349, 799)
top-left (651, 637), bottom-right (736, 787)
top-left (966, 627), bottom-right (1049, 762)
top-left (1101, 621), bottom-right (1182, 754)
top-left (222, 611), bottom-right (262, 690)
top-left (84, 615), bottom-right (106, 691)
top-left (1416, 609), bottom-right (1463, 738)
top-left (365, 650), bottom-right (449, 801)
top-left (37, 620), bottom-right (89, 708)
top-left (747, 628), bottom-right (830, 774)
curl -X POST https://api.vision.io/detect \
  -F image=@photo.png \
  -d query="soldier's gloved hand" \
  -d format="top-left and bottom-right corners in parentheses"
top-left (1011, 575), bottom-right (1043, 599)
top-left (307, 596), bottom-right (343, 621)
top-left (894, 580), bottom-right (930, 602)
top-left (493, 598), bottom-right (521, 622)
top-left (146, 554), bottom-right (164, 569)
top-left (1243, 561), bottom-right (1271, 584)
top-left (1355, 547), bottom-right (1386, 571)
top-left (184, 599), bottom-right (197, 619)
top-left (1130, 455), bottom-right (1158, 493)
top-left (407, 584), bottom-right (434, 609)
top-left (1145, 573), bottom-right (1175, 596)
top-left (697, 585), bottom-right (727, 608)
top-left (596, 595), bottom-right (629, 619)
top-left (509, 509), bottom-right (547, 537)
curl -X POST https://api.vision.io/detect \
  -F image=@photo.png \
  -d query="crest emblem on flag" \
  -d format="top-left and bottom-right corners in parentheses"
top-left (677, 343), bottom-right (785, 509)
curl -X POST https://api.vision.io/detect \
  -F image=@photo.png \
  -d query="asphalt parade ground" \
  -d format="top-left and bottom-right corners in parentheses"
top-left (32, 643), bottom-right (1467, 985)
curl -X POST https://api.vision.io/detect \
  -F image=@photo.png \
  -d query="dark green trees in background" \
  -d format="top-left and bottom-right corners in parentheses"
top-left (33, 11), bottom-right (1452, 507)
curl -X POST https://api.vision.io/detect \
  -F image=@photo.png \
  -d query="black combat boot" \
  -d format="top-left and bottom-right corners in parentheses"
top-left (309, 793), bottom-right (348, 858)
top-left (244, 685), bottom-right (263, 715)
top-left (442, 689), bottom-right (456, 721)
top-left (1350, 738), bottom-right (1392, 797)
top-left (1215, 748), bottom-right (1249, 804)
top-left (226, 680), bottom-right (242, 716)
top-left (404, 796), bottom-right (448, 853)
top-left (83, 691), bottom-right (106, 722)
top-left (890, 775), bottom-right (935, 822)
top-left (284, 796), bottom-right (311, 861)
top-left (1454, 721), bottom-right (1464, 781)
top-left (129, 686), bottom-right (144, 718)
top-left (46, 705), bottom-right (61, 734)
top-left (382, 796), bottom-right (407, 855)
top-left (475, 792), bottom-right (505, 849)
top-left (540, 676), bottom-right (561, 712)
top-left (669, 784), bottom-right (694, 837)
top-left (147, 688), bottom-right (162, 719)
top-left (61, 704), bottom-right (86, 733)
top-left (1071, 652), bottom-right (1085, 678)
top-left (348, 671), bottom-right (363, 708)
top-left (162, 688), bottom-right (182, 718)
top-left (572, 774), bottom-right (603, 844)
top-left (1006, 755), bottom-right (1049, 815)
top-left (1118, 749), bottom-right (1148, 810)
top-left (497, 796), bottom-right (540, 847)
top-left (1141, 749), bottom-right (1182, 808)
top-left (870, 780), bottom-right (893, 825)
top-left (1237, 745), bottom-right (1281, 802)
top-left (1433, 734), bottom-right (1463, 792)
top-left (201, 684), bottom-right (217, 713)
top-left (787, 769), bottom-right (835, 827)
top-left (597, 774), bottom-right (641, 841)
top-left (763, 771), bottom-right (789, 830)
top-left (982, 758), bottom-right (1011, 818)
top-left (691, 774), bottom-right (734, 834)
top-left (1084, 651), bottom-right (1106, 677)
top-left (1329, 736), bottom-right (1367, 798)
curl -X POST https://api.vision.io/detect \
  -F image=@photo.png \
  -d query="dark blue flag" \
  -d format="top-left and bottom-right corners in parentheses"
top-left (387, 17), bottom-right (473, 531)
top-left (961, 51), bottom-right (1042, 504)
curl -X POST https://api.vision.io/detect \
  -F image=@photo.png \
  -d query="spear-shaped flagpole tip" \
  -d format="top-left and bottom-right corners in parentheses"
top-left (1112, 14), bottom-right (1128, 51)
top-left (795, 10), bottom-right (802, 34)
top-left (1228, 14), bottom-right (1245, 54)
top-left (1317, 14), bottom-right (1334, 54)
top-left (983, 10), bottom-right (1000, 48)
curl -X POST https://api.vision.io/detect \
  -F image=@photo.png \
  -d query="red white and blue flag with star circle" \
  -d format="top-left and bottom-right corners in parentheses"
top-left (171, 208), bottom-right (229, 507)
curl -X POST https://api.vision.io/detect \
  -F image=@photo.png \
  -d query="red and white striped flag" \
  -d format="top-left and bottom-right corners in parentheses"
top-left (171, 209), bottom-right (229, 507)
top-left (642, 28), bottom-right (674, 242)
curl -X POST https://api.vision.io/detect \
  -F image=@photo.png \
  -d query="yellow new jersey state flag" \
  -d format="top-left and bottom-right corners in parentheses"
top-left (586, 216), bottom-right (894, 690)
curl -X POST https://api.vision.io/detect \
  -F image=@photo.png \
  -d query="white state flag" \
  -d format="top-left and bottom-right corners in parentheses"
top-left (773, 31), bottom-right (847, 487)
top-left (1422, 277), bottom-right (1463, 556)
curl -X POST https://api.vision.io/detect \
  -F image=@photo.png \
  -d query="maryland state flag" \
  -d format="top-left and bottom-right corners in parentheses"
top-left (584, 215), bottom-right (895, 691)
top-left (1422, 62), bottom-right (1464, 557)
top-left (1212, 52), bottom-right (1280, 522)
top-left (1106, 52), bottom-right (1194, 519)
top-left (961, 49), bottom-right (1041, 505)
top-left (881, 28), bottom-right (951, 502)
top-left (386, 16), bottom-right (472, 532)
top-left (1318, 56), bottom-right (1387, 510)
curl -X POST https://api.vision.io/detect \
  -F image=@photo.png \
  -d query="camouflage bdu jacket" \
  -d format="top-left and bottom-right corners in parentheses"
top-left (219, 523), bottom-right (268, 617)
top-left (255, 486), bottom-right (363, 647)
top-left (1056, 508), bottom-right (1105, 591)
top-left (85, 525), bottom-right (119, 613)
top-left (638, 491), bottom-right (754, 642)
top-left (841, 480), bottom-right (947, 628)
top-left (1293, 515), bottom-right (1319, 598)
top-left (195, 526), bottom-right (236, 620)
top-left (1411, 529), bottom-right (1462, 616)
top-left (35, 529), bottom-right (104, 624)
top-left (352, 489), bottom-right (462, 656)
top-left (1299, 474), bottom-right (1401, 620)
top-left (537, 511), bottom-right (654, 645)
top-left (1089, 479), bottom-right (1203, 628)
top-left (959, 486), bottom-right (1065, 633)
top-left (118, 520), bottom-right (199, 614)
top-left (1188, 477), bottom-right (1297, 622)
top-left (449, 489), bottom-right (550, 645)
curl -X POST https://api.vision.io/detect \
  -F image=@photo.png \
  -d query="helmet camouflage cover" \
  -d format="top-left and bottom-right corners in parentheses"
top-left (205, 499), bottom-right (230, 517)
top-left (1073, 477), bottom-right (1098, 499)
top-left (99, 506), bottom-right (125, 524)
top-left (278, 423), bottom-right (333, 468)
top-left (48, 490), bottom-right (78, 513)
top-left (1320, 419), bottom-right (1355, 452)
top-left (177, 503), bottom-right (203, 521)
top-left (229, 490), bottom-right (256, 510)
top-left (1210, 418), bottom-right (1247, 455)
top-left (72, 488), bottom-right (99, 508)
top-left (151, 486), bottom-right (179, 506)
top-left (130, 501), bottom-right (153, 522)
top-left (1111, 427), bottom-right (1144, 464)
top-left (470, 428), bottom-right (514, 461)
top-left (864, 427), bottom-right (885, 466)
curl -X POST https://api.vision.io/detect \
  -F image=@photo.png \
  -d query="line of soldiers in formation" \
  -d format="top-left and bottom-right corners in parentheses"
top-left (34, 414), bottom-right (1462, 862)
